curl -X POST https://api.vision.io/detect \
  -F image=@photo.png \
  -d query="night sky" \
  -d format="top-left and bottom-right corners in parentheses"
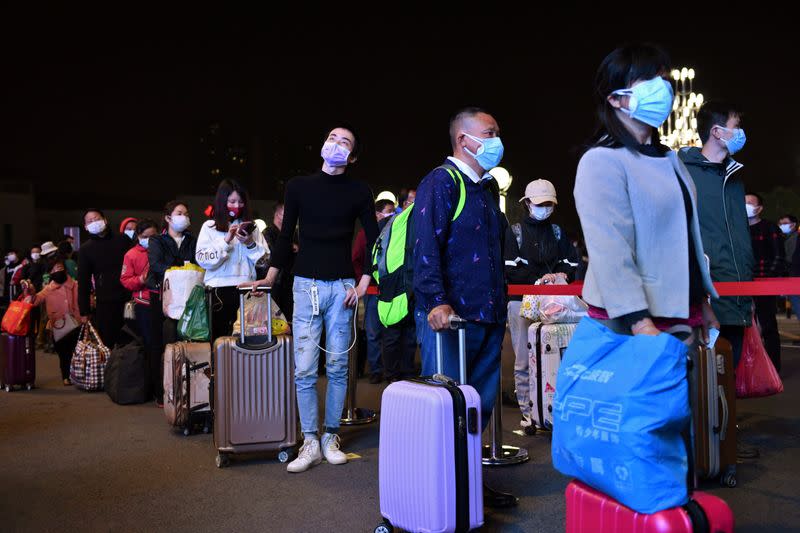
top-left (2, 10), bottom-right (797, 231)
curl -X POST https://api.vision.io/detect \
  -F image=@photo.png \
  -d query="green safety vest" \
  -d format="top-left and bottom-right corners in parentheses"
top-left (372, 165), bottom-right (466, 327)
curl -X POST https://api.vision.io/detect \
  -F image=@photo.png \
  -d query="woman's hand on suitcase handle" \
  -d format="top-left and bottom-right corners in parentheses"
top-left (428, 304), bottom-right (456, 331)
top-left (700, 299), bottom-right (721, 346)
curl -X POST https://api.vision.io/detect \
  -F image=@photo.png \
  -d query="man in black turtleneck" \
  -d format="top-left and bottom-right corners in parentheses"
top-left (78, 208), bottom-right (132, 349)
top-left (255, 125), bottom-right (378, 474)
top-left (503, 179), bottom-right (578, 431)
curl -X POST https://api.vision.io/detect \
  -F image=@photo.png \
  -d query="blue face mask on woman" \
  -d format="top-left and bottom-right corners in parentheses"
top-left (612, 77), bottom-right (674, 128)
top-left (716, 126), bottom-right (747, 155)
top-left (463, 133), bottom-right (504, 170)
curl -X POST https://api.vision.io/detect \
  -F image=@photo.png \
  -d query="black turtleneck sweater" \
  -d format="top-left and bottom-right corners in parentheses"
top-left (271, 170), bottom-right (378, 281)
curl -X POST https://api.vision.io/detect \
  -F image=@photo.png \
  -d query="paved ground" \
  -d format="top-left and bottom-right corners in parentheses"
top-left (1, 317), bottom-right (798, 532)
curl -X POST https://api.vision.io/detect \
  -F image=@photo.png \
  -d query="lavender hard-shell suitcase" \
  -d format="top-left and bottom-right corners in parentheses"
top-left (212, 287), bottom-right (296, 467)
top-left (1, 333), bottom-right (35, 391)
top-left (377, 316), bottom-right (483, 533)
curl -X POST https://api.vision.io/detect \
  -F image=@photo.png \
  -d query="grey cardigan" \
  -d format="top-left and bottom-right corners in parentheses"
top-left (574, 146), bottom-right (718, 320)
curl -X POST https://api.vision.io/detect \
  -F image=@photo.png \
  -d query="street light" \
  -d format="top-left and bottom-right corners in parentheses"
top-left (489, 167), bottom-right (513, 213)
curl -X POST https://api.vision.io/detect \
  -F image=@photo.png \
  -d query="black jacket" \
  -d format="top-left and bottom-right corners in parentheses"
top-left (78, 232), bottom-right (133, 315)
top-left (146, 232), bottom-right (198, 291)
top-left (20, 260), bottom-right (47, 291)
top-left (503, 217), bottom-right (578, 301)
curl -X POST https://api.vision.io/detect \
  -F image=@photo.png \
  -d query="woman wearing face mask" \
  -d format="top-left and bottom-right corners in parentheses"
top-left (503, 178), bottom-right (578, 431)
top-left (574, 43), bottom-right (719, 348)
top-left (3, 250), bottom-right (23, 303)
top-left (120, 219), bottom-right (159, 351)
top-left (146, 201), bottom-right (197, 406)
top-left (77, 209), bottom-right (132, 350)
top-left (25, 259), bottom-right (80, 385)
top-left (196, 179), bottom-right (269, 341)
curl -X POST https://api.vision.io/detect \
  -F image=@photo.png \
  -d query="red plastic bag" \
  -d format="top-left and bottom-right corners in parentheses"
top-left (736, 319), bottom-right (783, 398)
top-left (1, 296), bottom-right (34, 336)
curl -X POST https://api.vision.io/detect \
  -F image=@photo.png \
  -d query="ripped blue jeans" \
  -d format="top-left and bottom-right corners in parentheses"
top-left (293, 276), bottom-right (355, 435)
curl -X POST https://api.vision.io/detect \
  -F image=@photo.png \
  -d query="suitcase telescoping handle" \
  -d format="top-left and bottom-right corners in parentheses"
top-left (237, 286), bottom-right (272, 346)
top-left (435, 315), bottom-right (467, 385)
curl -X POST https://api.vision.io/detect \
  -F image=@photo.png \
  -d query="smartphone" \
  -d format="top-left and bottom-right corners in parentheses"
top-left (238, 221), bottom-right (256, 235)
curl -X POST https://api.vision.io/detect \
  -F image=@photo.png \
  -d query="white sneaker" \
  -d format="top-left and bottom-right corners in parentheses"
top-left (287, 438), bottom-right (322, 473)
top-left (321, 433), bottom-right (348, 465)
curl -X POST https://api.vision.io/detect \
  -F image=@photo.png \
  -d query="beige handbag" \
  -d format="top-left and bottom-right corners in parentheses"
top-left (124, 300), bottom-right (137, 320)
top-left (52, 313), bottom-right (80, 342)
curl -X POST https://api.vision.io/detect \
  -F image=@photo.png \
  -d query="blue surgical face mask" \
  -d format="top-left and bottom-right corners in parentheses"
top-left (715, 126), bottom-right (747, 155)
top-left (612, 77), bottom-right (674, 128)
top-left (139, 238), bottom-right (149, 249)
top-left (463, 133), bottom-right (504, 170)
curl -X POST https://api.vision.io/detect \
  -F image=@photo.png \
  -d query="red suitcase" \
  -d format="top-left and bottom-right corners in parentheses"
top-left (566, 480), bottom-right (733, 533)
top-left (1, 333), bottom-right (36, 391)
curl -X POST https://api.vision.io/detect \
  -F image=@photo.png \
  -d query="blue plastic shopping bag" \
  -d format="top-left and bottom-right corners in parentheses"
top-left (551, 317), bottom-right (690, 514)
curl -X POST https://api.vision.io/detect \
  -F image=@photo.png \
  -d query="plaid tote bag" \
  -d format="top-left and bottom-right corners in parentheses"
top-left (70, 322), bottom-right (111, 391)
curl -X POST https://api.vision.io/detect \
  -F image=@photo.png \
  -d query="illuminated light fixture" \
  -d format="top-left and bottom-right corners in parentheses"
top-left (375, 190), bottom-right (397, 205)
top-left (660, 66), bottom-right (704, 150)
top-left (488, 166), bottom-right (513, 214)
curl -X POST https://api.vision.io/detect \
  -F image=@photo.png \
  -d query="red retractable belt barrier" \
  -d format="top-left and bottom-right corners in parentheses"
top-left (366, 278), bottom-right (800, 297)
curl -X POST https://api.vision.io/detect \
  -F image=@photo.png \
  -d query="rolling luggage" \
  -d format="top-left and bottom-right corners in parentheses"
top-left (212, 287), bottom-right (296, 468)
top-left (562, 340), bottom-right (734, 532)
top-left (163, 340), bottom-right (212, 435)
top-left (377, 316), bottom-right (483, 533)
top-left (527, 322), bottom-right (577, 431)
top-left (693, 339), bottom-right (737, 487)
top-left (566, 480), bottom-right (734, 533)
top-left (1, 333), bottom-right (35, 391)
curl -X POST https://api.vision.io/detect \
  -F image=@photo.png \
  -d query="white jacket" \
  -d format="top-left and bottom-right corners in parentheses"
top-left (195, 220), bottom-right (269, 288)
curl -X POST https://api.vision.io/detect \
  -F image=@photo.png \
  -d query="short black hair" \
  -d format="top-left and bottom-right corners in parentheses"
top-left (780, 214), bottom-right (798, 224)
top-left (326, 123), bottom-right (361, 159)
top-left (163, 200), bottom-right (188, 218)
top-left (697, 101), bottom-right (742, 144)
top-left (375, 199), bottom-right (395, 213)
top-left (56, 240), bottom-right (73, 257)
top-left (136, 218), bottom-right (159, 236)
top-left (449, 107), bottom-right (491, 150)
top-left (745, 192), bottom-right (764, 206)
top-left (82, 208), bottom-right (105, 223)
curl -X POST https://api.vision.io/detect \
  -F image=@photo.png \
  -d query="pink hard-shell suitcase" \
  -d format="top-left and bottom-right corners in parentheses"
top-left (566, 480), bottom-right (733, 533)
top-left (377, 316), bottom-right (483, 533)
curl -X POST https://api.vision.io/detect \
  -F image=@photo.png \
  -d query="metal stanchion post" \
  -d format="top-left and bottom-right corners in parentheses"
top-left (340, 331), bottom-right (377, 426)
top-left (482, 371), bottom-right (529, 466)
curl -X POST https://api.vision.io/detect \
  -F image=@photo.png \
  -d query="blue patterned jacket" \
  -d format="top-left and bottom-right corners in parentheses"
top-left (413, 160), bottom-right (508, 323)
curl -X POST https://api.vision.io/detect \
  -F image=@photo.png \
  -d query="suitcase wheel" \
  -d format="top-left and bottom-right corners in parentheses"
top-left (721, 469), bottom-right (737, 488)
top-left (183, 428), bottom-right (191, 437)
top-left (374, 521), bottom-right (394, 533)
top-left (278, 449), bottom-right (291, 463)
top-left (4, 385), bottom-right (11, 393)
top-left (26, 383), bottom-right (33, 391)
top-left (523, 425), bottom-right (537, 436)
top-left (215, 453), bottom-right (230, 469)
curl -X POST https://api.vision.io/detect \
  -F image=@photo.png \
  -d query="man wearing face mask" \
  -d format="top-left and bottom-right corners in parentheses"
top-left (254, 124), bottom-right (378, 474)
top-left (503, 179), bottom-right (578, 431)
top-left (679, 101), bottom-right (759, 459)
top-left (3, 250), bottom-right (23, 303)
top-left (77, 209), bottom-right (133, 350)
top-left (413, 107), bottom-right (517, 508)
top-left (745, 192), bottom-right (785, 373)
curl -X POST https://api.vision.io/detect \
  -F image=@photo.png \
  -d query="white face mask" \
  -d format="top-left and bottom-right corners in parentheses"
top-left (139, 238), bottom-right (150, 249)
top-left (124, 229), bottom-right (135, 239)
top-left (86, 220), bottom-right (107, 235)
top-left (169, 215), bottom-right (190, 233)
top-left (530, 205), bottom-right (554, 221)
top-left (780, 223), bottom-right (794, 234)
top-left (31, 253), bottom-right (41, 261)
top-left (6, 254), bottom-right (17, 264)
top-left (745, 204), bottom-right (758, 218)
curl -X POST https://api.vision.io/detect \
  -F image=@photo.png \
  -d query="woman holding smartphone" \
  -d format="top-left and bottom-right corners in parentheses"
top-left (196, 179), bottom-right (269, 341)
